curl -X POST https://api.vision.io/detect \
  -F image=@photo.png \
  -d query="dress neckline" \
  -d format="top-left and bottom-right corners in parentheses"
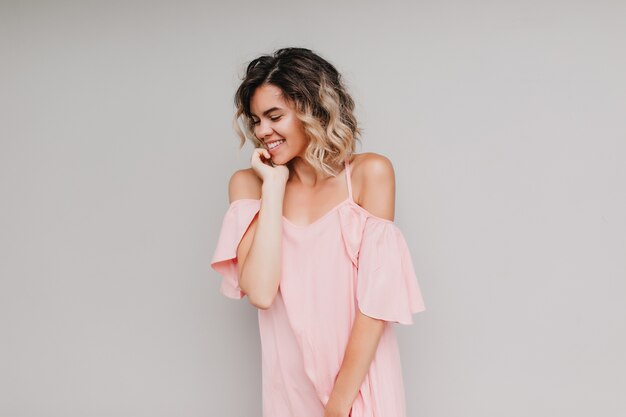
top-left (281, 197), bottom-right (352, 229)
top-left (281, 157), bottom-right (354, 229)
top-left (231, 197), bottom-right (395, 227)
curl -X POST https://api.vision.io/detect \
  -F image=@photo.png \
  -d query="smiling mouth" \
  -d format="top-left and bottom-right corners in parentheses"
top-left (266, 139), bottom-right (285, 151)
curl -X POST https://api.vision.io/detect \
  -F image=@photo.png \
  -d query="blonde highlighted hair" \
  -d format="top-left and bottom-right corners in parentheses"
top-left (232, 47), bottom-right (362, 176)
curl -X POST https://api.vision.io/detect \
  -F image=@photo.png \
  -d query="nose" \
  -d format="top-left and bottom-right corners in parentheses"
top-left (255, 119), bottom-right (273, 140)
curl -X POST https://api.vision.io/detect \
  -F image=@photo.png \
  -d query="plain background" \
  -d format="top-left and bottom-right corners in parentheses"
top-left (1, 1), bottom-right (625, 416)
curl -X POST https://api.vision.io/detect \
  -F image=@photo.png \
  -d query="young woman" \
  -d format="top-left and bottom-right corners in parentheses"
top-left (211, 47), bottom-right (426, 417)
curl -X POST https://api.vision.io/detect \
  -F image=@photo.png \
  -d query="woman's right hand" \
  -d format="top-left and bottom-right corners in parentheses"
top-left (250, 147), bottom-right (289, 185)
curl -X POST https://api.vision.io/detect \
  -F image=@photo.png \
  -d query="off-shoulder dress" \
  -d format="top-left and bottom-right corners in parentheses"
top-left (211, 156), bottom-right (426, 417)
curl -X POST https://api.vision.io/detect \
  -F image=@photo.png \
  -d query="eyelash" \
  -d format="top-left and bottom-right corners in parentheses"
top-left (252, 116), bottom-right (281, 125)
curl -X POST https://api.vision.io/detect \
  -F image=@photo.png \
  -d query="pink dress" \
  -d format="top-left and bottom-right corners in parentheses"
top-left (211, 157), bottom-right (426, 417)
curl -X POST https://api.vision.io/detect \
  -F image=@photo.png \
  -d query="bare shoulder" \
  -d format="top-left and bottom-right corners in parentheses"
top-left (228, 168), bottom-right (263, 203)
top-left (352, 152), bottom-right (395, 180)
top-left (351, 152), bottom-right (396, 221)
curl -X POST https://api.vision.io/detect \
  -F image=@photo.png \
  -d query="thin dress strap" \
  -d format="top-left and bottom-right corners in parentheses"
top-left (344, 156), bottom-right (354, 202)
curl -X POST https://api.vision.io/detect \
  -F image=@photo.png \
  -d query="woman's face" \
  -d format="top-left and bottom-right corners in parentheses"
top-left (249, 83), bottom-right (309, 165)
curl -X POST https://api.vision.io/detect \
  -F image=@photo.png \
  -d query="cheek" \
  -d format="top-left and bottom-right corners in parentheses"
top-left (284, 118), bottom-right (304, 136)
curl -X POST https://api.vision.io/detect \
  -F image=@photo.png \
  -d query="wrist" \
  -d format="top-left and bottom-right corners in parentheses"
top-left (325, 394), bottom-right (352, 415)
top-left (262, 178), bottom-right (286, 194)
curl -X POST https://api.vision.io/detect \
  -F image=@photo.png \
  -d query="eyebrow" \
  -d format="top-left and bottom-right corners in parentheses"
top-left (250, 107), bottom-right (283, 118)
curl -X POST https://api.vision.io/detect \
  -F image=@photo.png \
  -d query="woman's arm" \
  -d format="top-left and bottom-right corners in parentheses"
top-left (325, 154), bottom-right (396, 416)
top-left (325, 311), bottom-right (386, 416)
top-left (229, 166), bottom-right (286, 310)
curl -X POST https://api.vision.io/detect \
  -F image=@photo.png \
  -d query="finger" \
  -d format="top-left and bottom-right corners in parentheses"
top-left (252, 149), bottom-right (263, 164)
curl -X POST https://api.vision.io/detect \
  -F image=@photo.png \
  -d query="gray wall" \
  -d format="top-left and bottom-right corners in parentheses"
top-left (1, 1), bottom-right (625, 416)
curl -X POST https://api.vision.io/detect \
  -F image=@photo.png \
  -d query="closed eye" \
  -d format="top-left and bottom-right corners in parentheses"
top-left (252, 116), bottom-right (281, 125)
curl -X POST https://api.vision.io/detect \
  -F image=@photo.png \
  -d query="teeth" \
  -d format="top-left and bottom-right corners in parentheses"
top-left (268, 140), bottom-right (285, 150)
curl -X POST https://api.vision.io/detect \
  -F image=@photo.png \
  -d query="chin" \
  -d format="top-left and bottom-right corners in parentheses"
top-left (276, 155), bottom-right (293, 166)
top-left (274, 156), bottom-right (288, 165)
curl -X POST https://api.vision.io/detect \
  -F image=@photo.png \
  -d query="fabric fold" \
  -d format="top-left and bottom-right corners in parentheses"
top-left (337, 203), bottom-right (368, 267)
top-left (210, 199), bottom-right (261, 299)
top-left (355, 217), bottom-right (426, 324)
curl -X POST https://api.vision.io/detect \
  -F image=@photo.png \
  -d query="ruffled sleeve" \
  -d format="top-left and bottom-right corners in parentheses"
top-left (210, 199), bottom-right (261, 300)
top-left (356, 217), bottom-right (426, 324)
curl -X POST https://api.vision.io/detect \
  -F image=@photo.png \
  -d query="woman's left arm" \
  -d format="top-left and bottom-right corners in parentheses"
top-left (324, 153), bottom-right (397, 417)
top-left (324, 311), bottom-right (386, 416)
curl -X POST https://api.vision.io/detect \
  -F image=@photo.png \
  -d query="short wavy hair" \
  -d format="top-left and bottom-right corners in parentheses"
top-left (232, 47), bottom-right (362, 176)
